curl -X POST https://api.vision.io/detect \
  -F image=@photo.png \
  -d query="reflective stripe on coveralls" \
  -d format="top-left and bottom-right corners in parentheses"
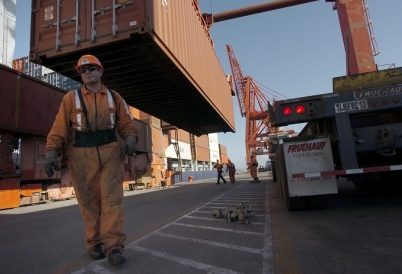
top-left (74, 89), bottom-right (118, 147)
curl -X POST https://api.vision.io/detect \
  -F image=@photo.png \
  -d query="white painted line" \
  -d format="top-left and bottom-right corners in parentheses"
top-left (223, 195), bottom-right (266, 197)
top-left (183, 215), bottom-right (264, 225)
top-left (91, 263), bottom-right (115, 274)
top-left (70, 259), bottom-right (113, 274)
top-left (129, 245), bottom-right (241, 274)
top-left (72, 182), bottom-right (271, 273)
top-left (201, 206), bottom-right (264, 211)
top-left (192, 210), bottom-right (263, 217)
top-left (206, 202), bottom-right (262, 206)
top-left (156, 232), bottom-right (263, 254)
top-left (217, 199), bottom-right (266, 201)
top-left (171, 223), bottom-right (263, 236)
top-left (261, 183), bottom-right (274, 274)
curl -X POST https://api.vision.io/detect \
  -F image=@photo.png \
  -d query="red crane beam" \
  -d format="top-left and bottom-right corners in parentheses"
top-left (332, 0), bottom-right (377, 74)
top-left (203, 0), bottom-right (318, 26)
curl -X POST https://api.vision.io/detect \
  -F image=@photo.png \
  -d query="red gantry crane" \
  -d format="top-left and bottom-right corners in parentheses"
top-left (203, 0), bottom-right (380, 165)
top-left (226, 44), bottom-right (295, 162)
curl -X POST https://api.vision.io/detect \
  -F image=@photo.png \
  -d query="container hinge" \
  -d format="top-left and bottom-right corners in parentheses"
top-left (112, 24), bottom-right (118, 36)
top-left (42, 15), bottom-right (76, 29)
top-left (115, 1), bottom-right (133, 10)
top-left (42, 22), bottom-right (58, 29)
top-left (75, 33), bottom-right (81, 46)
top-left (91, 29), bottom-right (97, 42)
top-left (112, 1), bottom-right (133, 36)
top-left (92, 6), bottom-right (111, 40)
top-left (60, 16), bottom-right (77, 24)
top-left (93, 6), bottom-right (112, 16)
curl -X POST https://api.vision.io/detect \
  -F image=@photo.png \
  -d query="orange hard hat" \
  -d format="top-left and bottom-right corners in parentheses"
top-left (75, 54), bottom-right (103, 73)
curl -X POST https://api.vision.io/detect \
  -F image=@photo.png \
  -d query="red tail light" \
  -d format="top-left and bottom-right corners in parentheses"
top-left (295, 104), bottom-right (306, 114)
top-left (282, 106), bottom-right (292, 116)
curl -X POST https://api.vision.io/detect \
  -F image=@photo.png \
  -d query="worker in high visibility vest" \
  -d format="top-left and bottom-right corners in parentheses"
top-left (214, 160), bottom-right (227, 184)
top-left (44, 54), bottom-right (138, 265)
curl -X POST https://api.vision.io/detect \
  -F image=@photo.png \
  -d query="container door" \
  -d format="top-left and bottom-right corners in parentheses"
top-left (31, 0), bottom-right (147, 58)
top-left (86, 0), bottom-right (147, 43)
top-left (31, 0), bottom-right (86, 52)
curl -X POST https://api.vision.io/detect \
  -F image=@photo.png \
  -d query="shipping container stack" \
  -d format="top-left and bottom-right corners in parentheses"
top-left (12, 56), bottom-right (82, 91)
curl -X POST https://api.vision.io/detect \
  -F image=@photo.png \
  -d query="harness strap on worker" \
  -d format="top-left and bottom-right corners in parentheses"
top-left (74, 89), bottom-right (119, 147)
top-left (76, 88), bottom-right (92, 132)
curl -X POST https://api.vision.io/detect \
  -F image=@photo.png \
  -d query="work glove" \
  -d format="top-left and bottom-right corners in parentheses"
top-left (44, 150), bottom-right (60, 177)
top-left (124, 136), bottom-right (137, 156)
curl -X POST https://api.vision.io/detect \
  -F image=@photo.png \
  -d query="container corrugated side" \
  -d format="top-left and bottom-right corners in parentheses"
top-left (151, 0), bottom-right (234, 133)
top-left (195, 135), bottom-right (209, 148)
top-left (176, 129), bottom-right (190, 143)
top-left (0, 64), bottom-right (66, 136)
top-left (195, 146), bottom-right (210, 162)
top-left (219, 144), bottom-right (227, 155)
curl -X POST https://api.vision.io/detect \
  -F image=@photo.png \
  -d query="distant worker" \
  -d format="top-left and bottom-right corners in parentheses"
top-left (214, 160), bottom-right (227, 184)
top-left (44, 54), bottom-right (138, 265)
top-left (226, 159), bottom-right (236, 184)
top-left (247, 155), bottom-right (260, 183)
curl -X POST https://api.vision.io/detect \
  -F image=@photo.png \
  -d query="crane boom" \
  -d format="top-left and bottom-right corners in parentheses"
top-left (226, 45), bottom-right (246, 117)
top-left (226, 44), bottom-right (278, 162)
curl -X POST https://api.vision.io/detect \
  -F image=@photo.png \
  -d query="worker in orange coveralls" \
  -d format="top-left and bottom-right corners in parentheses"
top-left (226, 159), bottom-right (236, 183)
top-left (247, 154), bottom-right (259, 182)
top-left (44, 54), bottom-right (138, 266)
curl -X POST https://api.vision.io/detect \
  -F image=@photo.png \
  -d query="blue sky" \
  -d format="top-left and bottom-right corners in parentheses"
top-left (14, 1), bottom-right (402, 170)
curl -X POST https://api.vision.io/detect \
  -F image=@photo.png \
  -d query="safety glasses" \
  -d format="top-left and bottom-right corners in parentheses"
top-left (80, 66), bottom-right (99, 74)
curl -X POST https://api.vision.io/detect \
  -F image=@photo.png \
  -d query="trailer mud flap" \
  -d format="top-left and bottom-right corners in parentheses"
top-left (275, 135), bottom-right (338, 210)
top-left (283, 135), bottom-right (338, 198)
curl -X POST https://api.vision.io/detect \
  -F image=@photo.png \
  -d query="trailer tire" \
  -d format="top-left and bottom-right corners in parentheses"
top-left (307, 195), bottom-right (329, 209)
top-left (353, 180), bottom-right (377, 192)
top-left (287, 197), bottom-right (307, 211)
top-left (277, 144), bottom-right (306, 211)
top-left (271, 163), bottom-right (277, 182)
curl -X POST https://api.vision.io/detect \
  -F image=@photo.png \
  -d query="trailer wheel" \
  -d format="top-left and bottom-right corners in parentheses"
top-left (307, 195), bottom-right (329, 209)
top-left (271, 163), bottom-right (277, 182)
top-left (353, 179), bottom-right (377, 192)
top-left (277, 144), bottom-right (306, 211)
top-left (284, 182), bottom-right (307, 211)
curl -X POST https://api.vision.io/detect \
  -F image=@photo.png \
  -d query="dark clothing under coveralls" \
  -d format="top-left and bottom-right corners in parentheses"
top-left (214, 163), bottom-right (226, 184)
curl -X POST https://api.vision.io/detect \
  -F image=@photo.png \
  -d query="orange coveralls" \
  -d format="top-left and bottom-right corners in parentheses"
top-left (248, 159), bottom-right (258, 180)
top-left (46, 85), bottom-right (137, 254)
top-left (226, 162), bottom-right (236, 183)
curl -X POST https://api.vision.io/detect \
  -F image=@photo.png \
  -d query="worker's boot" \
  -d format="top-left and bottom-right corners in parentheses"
top-left (88, 243), bottom-right (105, 260)
top-left (108, 249), bottom-right (126, 265)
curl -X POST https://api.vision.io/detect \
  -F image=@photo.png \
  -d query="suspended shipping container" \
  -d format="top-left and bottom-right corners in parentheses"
top-left (29, 0), bottom-right (235, 136)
